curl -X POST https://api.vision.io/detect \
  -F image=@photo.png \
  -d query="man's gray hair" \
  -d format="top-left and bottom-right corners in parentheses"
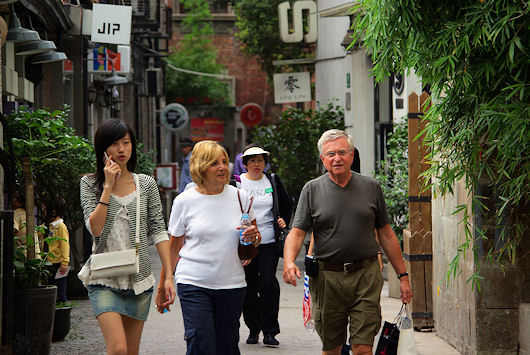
top-left (317, 129), bottom-right (355, 154)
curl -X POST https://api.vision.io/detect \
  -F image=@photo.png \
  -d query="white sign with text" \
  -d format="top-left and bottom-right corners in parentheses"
top-left (273, 72), bottom-right (311, 103)
top-left (278, 1), bottom-right (317, 43)
top-left (91, 4), bottom-right (132, 45)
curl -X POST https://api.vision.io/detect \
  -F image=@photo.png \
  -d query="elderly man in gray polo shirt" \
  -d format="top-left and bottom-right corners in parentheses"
top-left (283, 129), bottom-right (412, 355)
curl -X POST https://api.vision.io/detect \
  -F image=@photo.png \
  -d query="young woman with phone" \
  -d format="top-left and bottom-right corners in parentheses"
top-left (79, 119), bottom-right (175, 355)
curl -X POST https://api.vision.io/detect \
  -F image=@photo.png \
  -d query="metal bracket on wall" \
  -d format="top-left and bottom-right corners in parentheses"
top-left (408, 195), bottom-right (432, 202)
top-left (412, 312), bottom-right (433, 319)
top-left (403, 253), bottom-right (433, 261)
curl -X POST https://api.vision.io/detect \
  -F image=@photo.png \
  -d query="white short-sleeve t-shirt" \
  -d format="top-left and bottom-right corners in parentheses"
top-left (168, 184), bottom-right (254, 290)
top-left (239, 174), bottom-right (275, 244)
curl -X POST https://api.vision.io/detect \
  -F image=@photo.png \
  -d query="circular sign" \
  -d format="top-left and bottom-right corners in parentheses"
top-left (240, 103), bottom-right (263, 127)
top-left (393, 73), bottom-right (404, 96)
top-left (161, 103), bottom-right (189, 131)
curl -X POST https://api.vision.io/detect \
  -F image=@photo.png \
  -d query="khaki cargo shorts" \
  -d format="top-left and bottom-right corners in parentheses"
top-left (309, 259), bottom-right (383, 351)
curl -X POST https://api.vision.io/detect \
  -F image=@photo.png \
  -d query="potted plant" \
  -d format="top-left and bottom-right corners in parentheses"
top-left (2, 106), bottom-right (93, 354)
top-left (13, 226), bottom-right (58, 355)
top-left (52, 301), bottom-right (76, 342)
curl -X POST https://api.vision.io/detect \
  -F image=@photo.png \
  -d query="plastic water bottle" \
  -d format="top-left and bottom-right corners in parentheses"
top-left (239, 213), bottom-right (252, 245)
top-left (303, 273), bottom-right (315, 332)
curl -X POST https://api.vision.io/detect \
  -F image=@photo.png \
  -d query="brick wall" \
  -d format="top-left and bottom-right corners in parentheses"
top-left (170, 18), bottom-right (280, 125)
top-left (38, 62), bottom-right (65, 111)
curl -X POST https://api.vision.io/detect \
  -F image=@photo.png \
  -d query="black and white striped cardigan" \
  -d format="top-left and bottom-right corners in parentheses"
top-left (80, 173), bottom-right (168, 294)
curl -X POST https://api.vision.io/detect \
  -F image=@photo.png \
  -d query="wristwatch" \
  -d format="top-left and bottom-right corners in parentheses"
top-left (397, 272), bottom-right (409, 279)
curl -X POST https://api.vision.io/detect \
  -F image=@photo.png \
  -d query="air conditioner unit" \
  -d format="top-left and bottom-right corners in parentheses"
top-left (146, 68), bottom-right (163, 96)
top-left (125, 0), bottom-right (146, 17)
top-left (146, 0), bottom-right (159, 21)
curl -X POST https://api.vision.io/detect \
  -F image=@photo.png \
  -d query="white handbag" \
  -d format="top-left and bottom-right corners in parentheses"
top-left (90, 248), bottom-right (139, 279)
top-left (78, 174), bottom-right (141, 283)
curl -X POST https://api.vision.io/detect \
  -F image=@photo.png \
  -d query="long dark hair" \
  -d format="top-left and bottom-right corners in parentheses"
top-left (93, 119), bottom-right (137, 190)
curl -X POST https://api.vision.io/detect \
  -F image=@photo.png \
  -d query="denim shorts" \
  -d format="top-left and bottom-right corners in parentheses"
top-left (87, 285), bottom-right (153, 321)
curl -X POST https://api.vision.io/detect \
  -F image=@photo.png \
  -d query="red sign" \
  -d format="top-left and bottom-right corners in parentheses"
top-left (63, 60), bottom-right (74, 73)
top-left (191, 118), bottom-right (224, 142)
top-left (240, 103), bottom-right (263, 127)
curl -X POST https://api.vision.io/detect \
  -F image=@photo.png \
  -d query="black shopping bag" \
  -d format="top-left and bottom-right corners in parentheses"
top-left (375, 320), bottom-right (400, 355)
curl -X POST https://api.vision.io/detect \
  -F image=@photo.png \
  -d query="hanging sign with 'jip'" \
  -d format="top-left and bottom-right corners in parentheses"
top-left (91, 4), bottom-right (132, 45)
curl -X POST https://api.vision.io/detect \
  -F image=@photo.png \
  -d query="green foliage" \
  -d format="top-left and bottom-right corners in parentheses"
top-left (253, 102), bottom-right (345, 199)
top-left (234, 0), bottom-right (314, 78)
top-left (374, 121), bottom-right (409, 240)
top-left (136, 143), bottom-right (156, 176)
top-left (4, 106), bottom-right (94, 232)
top-left (56, 301), bottom-right (76, 308)
top-left (352, 0), bottom-right (529, 285)
top-left (165, 0), bottom-right (229, 106)
top-left (13, 225), bottom-right (65, 289)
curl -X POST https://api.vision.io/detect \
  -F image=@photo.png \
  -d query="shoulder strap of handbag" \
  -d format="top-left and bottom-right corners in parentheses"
top-left (270, 173), bottom-right (280, 221)
top-left (237, 189), bottom-right (254, 214)
top-left (270, 173), bottom-right (281, 243)
top-left (237, 189), bottom-right (244, 213)
top-left (133, 173), bottom-right (140, 253)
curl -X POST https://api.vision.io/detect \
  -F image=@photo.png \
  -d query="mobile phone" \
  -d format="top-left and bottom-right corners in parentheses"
top-left (103, 152), bottom-right (113, 164)
top-left (104, 151), bottom-right (121, 178)
top-left (305, 255), bottom-right (319, 277)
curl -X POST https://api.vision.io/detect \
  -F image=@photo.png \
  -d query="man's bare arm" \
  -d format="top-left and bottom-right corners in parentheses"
top-left (282, 227), bottom-right (307, 287)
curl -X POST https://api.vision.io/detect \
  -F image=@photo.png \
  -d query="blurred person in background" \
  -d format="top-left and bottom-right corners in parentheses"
top-left (178, 137), bottom-right (194, 193)
top-left (236, 147), bottom-right (292, 347)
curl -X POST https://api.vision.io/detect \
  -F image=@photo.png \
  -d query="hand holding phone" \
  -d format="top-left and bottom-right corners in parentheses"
top-left (104, 151), bottom-right (113, 164)
top-left (104, 152), bottom-right (121, 179)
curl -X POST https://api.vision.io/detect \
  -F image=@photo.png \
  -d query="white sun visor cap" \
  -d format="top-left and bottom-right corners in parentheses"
top-left (242, 147), bottom-right (270, 158)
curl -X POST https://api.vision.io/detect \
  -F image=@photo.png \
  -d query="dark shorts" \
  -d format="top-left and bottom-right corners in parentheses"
top-left (87, 285), bottom-right (153, 321)
top-left (309, 259), bottom-right (383, 351)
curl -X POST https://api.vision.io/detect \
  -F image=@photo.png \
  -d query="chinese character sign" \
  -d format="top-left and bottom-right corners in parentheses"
top-left (273, 72), bottom-right (311, 103)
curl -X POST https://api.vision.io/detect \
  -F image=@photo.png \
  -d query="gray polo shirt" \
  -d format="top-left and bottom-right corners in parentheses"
top-left (293, 172), bottom-right (389, 263)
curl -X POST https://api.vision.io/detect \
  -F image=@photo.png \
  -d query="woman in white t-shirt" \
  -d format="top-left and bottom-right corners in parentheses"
top-left (237, 146), bottom-right (292, 347)
top-left (155, 140), bottom-right (261, 355)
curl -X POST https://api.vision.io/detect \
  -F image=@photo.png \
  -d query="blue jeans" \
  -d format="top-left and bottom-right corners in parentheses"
top-left (177, 283), bottom-right (246, 355)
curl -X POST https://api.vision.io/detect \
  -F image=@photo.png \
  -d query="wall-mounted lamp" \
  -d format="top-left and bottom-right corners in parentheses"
top-left (87, 85), bottom-right (97, 103)
top-left (32, 50), bottom-right (67, 64)
top-left (86, 57), bottom-right (128, 86)
top-left (16, 40), bottom-right (56, 56)
top-left (6, 5), bottom-right (40, 43)
top-left (16, 17), bottom-right (56, 56)
top-left (103, 68), bottom-right (128, 86)
top-left (104, 87), bottom-right (113, 107)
